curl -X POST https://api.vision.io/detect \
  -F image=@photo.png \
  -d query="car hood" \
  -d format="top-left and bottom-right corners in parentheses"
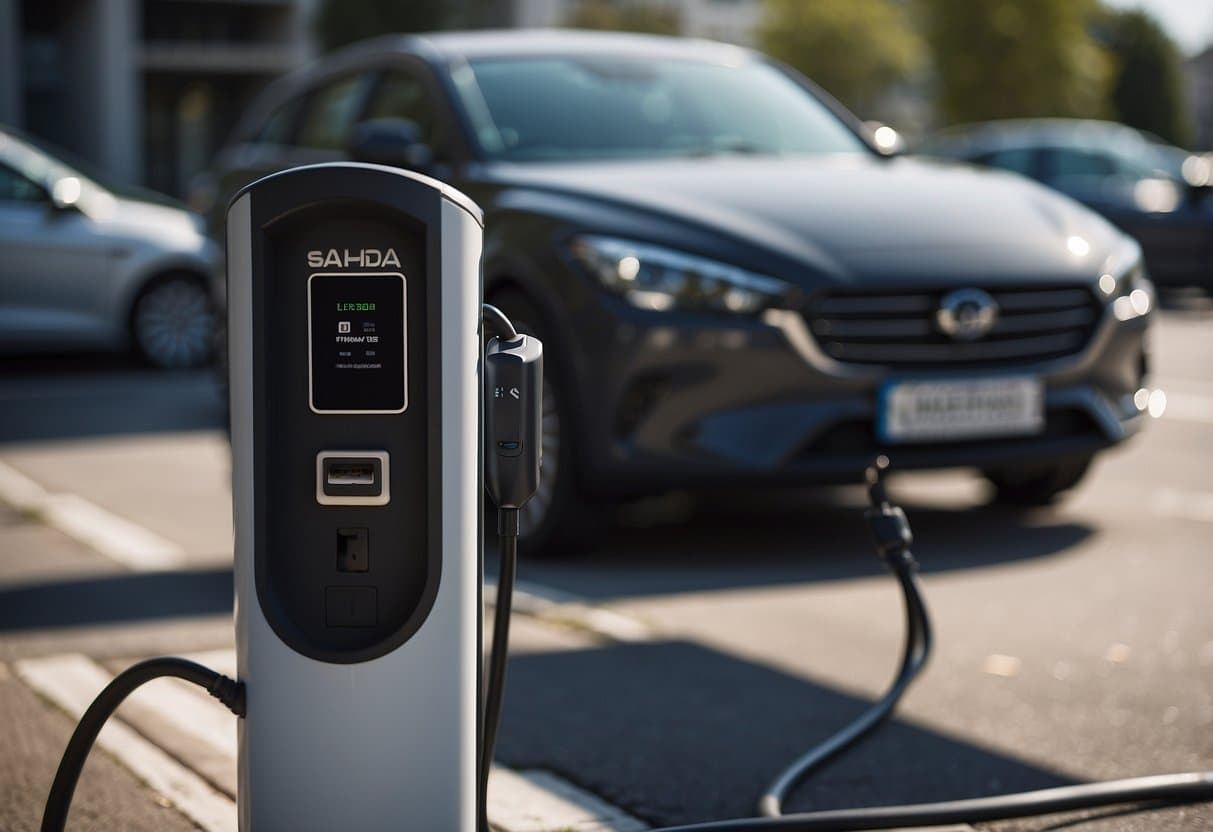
top-left (482, 154), bottom-right (1125, 286)
top-left (87, 191), bottom-right (209, 250)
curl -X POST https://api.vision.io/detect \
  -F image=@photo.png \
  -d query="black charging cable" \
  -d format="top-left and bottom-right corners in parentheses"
top-left (643, 459), bottom-right (1213, 831)
top-left (483, 302), bottom-right (518, 341)
top-left (757, 460), bottom-right (931, 818)
top-left (480, 506), bottom-right (520, 832)
top-left (478, 302), bottom-right (539, 832)
top-left (40, 658), bottom-right (245, 832)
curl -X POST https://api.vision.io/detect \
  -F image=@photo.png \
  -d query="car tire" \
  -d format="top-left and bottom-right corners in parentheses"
top-left (488, 288), bottom-right (599, 557)
top-left (983, 455), bottom-right (1094, 506)
top-left (131, 274), bottom-right (216, 369)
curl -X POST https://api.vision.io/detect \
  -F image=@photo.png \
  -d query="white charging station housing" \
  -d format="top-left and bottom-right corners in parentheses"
top-left (227, 163), bottom-right (482, 831)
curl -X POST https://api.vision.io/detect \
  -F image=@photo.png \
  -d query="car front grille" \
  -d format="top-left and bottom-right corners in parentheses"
top-left (805, 285), bottom-right (1102, 368)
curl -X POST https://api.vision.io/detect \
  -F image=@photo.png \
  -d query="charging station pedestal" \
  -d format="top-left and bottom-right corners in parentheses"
top-left (227, 163), bottom-right (483, 831)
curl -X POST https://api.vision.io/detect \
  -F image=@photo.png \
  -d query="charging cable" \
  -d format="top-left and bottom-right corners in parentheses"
top-left (480, 302), bottom-right (543, 832)
top-left (480, 505), bottom-right (519, 832)
top-left (643, 460), bottom-right (1213, 831)
top-left (757, 462), bottom-right (931, 818)
top-left (40, 658), bottom-right (245, 832)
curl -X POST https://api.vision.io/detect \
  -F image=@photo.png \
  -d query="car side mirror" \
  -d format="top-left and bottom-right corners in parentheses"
top-left (863, 121), bottom-right (906, 157)
top-left (49, 176), bottom-right (84, 212)
top-left (348, 118), bottom-right (434, 172)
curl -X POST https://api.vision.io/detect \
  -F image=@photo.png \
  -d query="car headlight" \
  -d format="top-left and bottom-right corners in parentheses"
top-left (570, 235), bottom-right (791, 315)
top-left (1097, 239), bottom-right (1153, 322)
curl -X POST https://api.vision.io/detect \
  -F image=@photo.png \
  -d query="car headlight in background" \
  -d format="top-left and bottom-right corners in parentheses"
top-left (1097, 240), bottom-right (1154, 322)
top-left (570, 235), bottom-right (791, 315)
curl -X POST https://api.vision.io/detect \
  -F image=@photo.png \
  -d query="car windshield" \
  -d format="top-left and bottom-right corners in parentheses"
top-left (458, 55), bottom-right (868, 162)
top-left (0, 129), bottom-right (181, 207)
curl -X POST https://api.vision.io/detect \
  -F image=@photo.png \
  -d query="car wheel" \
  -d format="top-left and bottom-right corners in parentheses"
top-left (983, 455), bottom-right (1094, 506)
top-left (132, 274), bottom-right (216, 369)
top-left (488, 289), bottom-right (597, 557)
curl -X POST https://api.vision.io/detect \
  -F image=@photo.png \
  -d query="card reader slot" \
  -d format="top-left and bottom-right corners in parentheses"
top-left (327, 462), bottom-right (377, 487)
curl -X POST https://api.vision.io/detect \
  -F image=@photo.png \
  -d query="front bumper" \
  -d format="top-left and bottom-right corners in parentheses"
top-left (568, 293), bottom-right (1150, 495)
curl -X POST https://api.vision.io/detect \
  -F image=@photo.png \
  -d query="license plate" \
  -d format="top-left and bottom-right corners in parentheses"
top-left (880, 377), bottom-right (1044, 443)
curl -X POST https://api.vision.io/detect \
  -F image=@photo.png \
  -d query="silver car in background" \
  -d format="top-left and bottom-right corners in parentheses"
top-left (0, 127), bottom-right (219, 368)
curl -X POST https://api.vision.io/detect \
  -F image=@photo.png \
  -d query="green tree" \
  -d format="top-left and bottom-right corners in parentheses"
top-left (917, 0), bottom-right (1111, 125)
top-left (1099, 8), bottom-right (1192, 146)
top-left (758, 0), bottom-right (924, 118)
top-left (313, 0), bottom-right (452, 53)
top-left (565, 0), bottom-right (680, 35)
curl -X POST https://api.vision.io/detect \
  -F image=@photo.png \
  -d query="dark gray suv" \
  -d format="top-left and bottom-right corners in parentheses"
top-left (198, 31), bottom-right (1154, 553)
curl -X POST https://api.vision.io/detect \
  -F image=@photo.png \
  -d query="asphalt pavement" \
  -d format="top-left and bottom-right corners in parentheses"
top-left (0, 298), bottom-right (1210, 831)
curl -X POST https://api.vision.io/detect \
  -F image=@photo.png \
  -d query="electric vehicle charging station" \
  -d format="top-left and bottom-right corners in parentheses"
top-left (38, 162), bottom-right (1212, 832)
top-left (226, 163), bottom-right (483, 831)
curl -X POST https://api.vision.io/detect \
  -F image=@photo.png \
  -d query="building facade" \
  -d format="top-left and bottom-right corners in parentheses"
top-left (0, 0), bottom-right (765, 197)
top-left (1185, 47), bottom-right (1213, 150)
top-left (0, 0), bottom-right (315, 196)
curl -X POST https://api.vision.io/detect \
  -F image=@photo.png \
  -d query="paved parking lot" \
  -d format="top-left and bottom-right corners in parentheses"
top-left (0, 299), bottom-right (1210, 831)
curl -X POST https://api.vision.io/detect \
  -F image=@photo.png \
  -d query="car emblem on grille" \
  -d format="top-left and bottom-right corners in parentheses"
top-left (936, 288), bottom-right (999, 341)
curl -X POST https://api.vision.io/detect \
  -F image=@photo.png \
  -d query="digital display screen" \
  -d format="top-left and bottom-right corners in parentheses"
top-left (309, 273), bottom-right (406, 413)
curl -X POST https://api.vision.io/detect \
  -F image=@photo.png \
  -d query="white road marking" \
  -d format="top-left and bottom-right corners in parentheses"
top-left (16, 650), bottom-right (651, 832)
top-left (0, 459), bottom-right (186, 571)
top-left (488, 580), bottom-right (654, 643)
top-left (1161, 391), bottom-right (1213, 425)
top-left (1152, 488), bottom-right (1213, 525)
top-left (15, 654), bottom-right (237, 832)
top-left (491, 768), bottom-right (648, 832)
top-left (0, 458), bottom-right (46, 512)
top-left (982, 654), bottom-right (1021, 678)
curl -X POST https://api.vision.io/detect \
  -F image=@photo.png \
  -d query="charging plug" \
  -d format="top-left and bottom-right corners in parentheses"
top-left (863, 457), bottom-right (916, 572)
top-left (485, 334), bottom-right (543, 510)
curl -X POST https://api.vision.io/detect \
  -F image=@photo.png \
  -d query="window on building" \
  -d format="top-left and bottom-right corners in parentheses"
top-left (0, 164), bottom-right (46, 202)
top-left (297, 74), bottom-right (375, 150)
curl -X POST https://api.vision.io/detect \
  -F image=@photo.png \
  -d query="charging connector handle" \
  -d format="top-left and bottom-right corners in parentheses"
top-left (485, 334), bottom-right (543, 510)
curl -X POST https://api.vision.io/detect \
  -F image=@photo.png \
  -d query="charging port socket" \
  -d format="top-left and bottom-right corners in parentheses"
top-left (316, 451), bottom-right (390, 506)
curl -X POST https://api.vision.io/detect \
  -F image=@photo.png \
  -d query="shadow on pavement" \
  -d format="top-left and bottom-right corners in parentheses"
top-left (522, 493), bottom-right (1092, 602)
top-left (0, 354), bottom-right (225, 444)
top-left (499, 639), bottom-right (1074, 828)
top-left (0, 568), bottom-right (232, 631)
top-left (1156, 288), bottom-right (1213, 316)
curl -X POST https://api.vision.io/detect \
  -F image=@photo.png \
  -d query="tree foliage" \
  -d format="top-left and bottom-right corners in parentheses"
top-left (565, 0), bottom-right (680, 35)
top-left (917, 0), bottom-right (1111, 126)
top-left (1099, 8), bottom-right (1192, 146)
top-left (758, 0), bottom-right (924, 118)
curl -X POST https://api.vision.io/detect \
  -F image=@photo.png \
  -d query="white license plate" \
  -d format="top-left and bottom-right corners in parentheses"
top-left (880, 377), bottom-right (1044, 443)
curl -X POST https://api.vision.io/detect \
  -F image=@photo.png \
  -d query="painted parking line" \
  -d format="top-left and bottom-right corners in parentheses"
top-left (491, 768), bottom-right (647, 832)
top-left (0, 459), bottom-right (186, 571)
top-left (1161, 391), bottom-right (1213, 425)
top-left (488, 579), bottom-right (655, 643)
top-left (16, 651), bottom-right (649, 832)
top-left (0, 453), bottom-right (652, 645)
top-left (1152, 488), bottom-right (1213, 525)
